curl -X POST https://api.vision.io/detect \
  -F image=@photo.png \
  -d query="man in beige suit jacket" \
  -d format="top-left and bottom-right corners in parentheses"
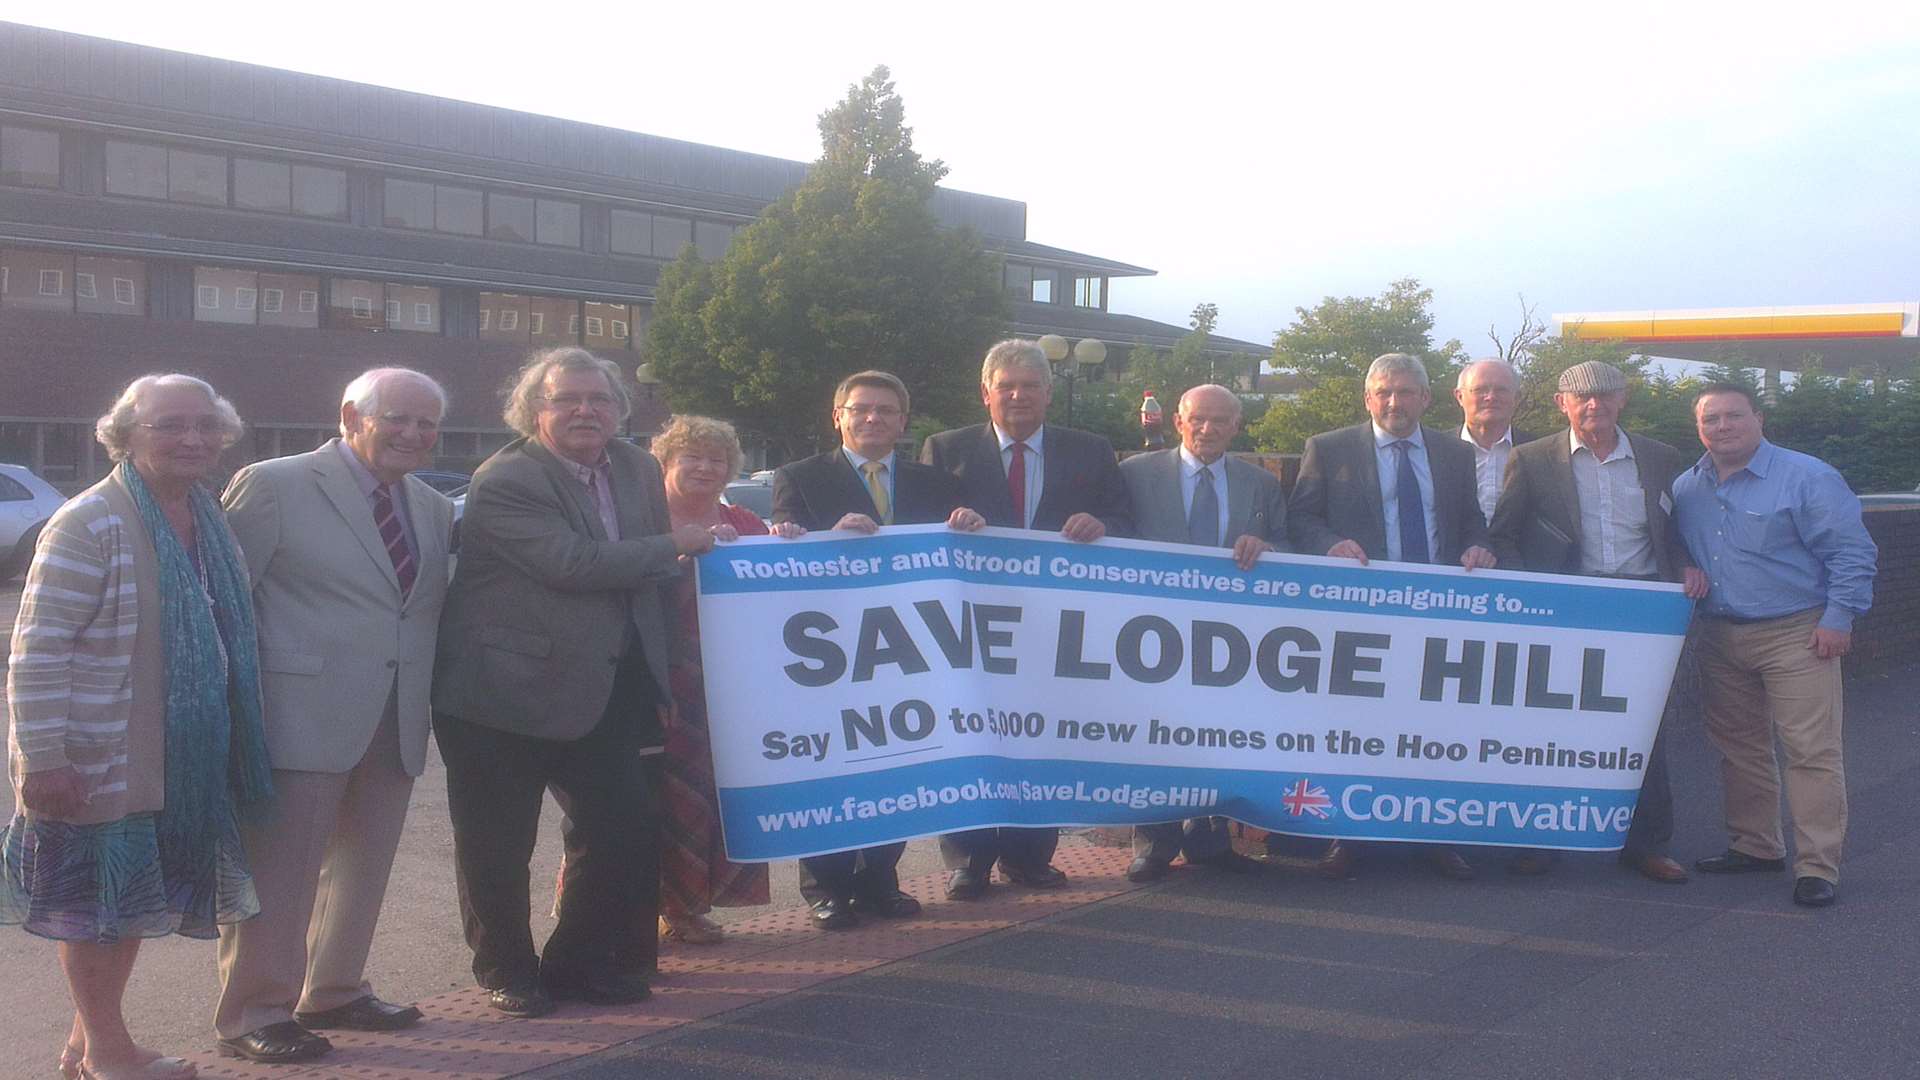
top-left (213, 369), bottom-right (454, 1064)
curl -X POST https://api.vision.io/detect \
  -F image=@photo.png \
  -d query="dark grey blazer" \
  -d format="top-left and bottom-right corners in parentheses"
top-left (1488, 429), bottom-right (1693, 583)
top-left (771, 450), bottom-right (962, 532)
top-left (432, 437), bottom-right (681, 741)
top-left (1286, 422), bottom-right (1488, 564)
top-left (1120, 449), bottom-right (1289, 551)
top-left (919, 423), bottom-right (1132, 537)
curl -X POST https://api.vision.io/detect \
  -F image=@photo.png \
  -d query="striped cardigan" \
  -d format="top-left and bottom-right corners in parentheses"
top-left (6, 472), bottom-right (167, 825)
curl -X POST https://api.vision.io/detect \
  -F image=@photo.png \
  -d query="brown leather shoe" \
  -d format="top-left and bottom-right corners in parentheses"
top-left (1621, 851), bottom-right (1690, 884)
top-left (1317, 840), bottom-right (1355, 880)
top-left (1426, 847), bottom-right (1476, 881)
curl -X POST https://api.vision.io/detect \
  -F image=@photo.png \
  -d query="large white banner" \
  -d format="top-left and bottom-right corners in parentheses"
top-left (696, 526), bottom-right (1692, 861)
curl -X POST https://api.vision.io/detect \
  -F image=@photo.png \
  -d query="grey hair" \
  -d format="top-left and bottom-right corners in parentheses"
top-left (95, 373), bottom-right (245, 463)
top-left (339, 367), bottom-right (449, 436)
top-left (980, 338), bottom-right (1053, 389)
top-left (1178, 383), bottom-right (1243, 419)
top-left (502, 347), bottom-right (632, 437)
top-left (1366, 352), bottom-right (1430, 389)
top-left (1456, 357), bottom-right (1517, 388)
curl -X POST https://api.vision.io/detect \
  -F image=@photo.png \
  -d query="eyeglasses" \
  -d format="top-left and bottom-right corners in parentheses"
top-left (138, 419), bottom-right (226, 438)
top-left (838, 404), bottom-right (903, 419)
top-left (543, 393), bottom-right (618, 411)
top-left (375, 413), bottom-right (440, 433)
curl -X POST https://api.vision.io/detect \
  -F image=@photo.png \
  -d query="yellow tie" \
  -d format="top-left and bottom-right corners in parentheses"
top-left (861, 460), bottom-right (893, 525)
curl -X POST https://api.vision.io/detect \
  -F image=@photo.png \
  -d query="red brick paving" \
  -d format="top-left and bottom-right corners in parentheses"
top-left (183, 845), bottom-right (1143, 1079)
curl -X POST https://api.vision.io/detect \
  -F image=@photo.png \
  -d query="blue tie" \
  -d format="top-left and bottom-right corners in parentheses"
top-left (1392, 440), bottom-right (1430, 564)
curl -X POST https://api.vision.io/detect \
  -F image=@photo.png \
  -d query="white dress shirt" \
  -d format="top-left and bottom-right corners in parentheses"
top-left (1567, 428), bottom-right (1655, 577)
top-left (1460, 424), bottom-right (1514, 524)
top-left (1372, 423), bottom-right (1440, 563)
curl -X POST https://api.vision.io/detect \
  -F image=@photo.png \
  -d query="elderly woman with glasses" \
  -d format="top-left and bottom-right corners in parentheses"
top-left (647, 415), bottom-right (803, 944)
top-left (3, 374), bottom-right (275, 1080)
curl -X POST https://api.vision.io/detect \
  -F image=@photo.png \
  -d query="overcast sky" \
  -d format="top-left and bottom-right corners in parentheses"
top-left (15, 3), bottom-right (1920, 354)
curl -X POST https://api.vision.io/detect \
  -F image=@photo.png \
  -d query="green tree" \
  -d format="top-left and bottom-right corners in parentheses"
top-left (646, 66), bottom-right (1007, 457)
top-left (1123, 302), bottom-right (1227, 414)
top-left (1248, 278), bottom-right (1468, 452)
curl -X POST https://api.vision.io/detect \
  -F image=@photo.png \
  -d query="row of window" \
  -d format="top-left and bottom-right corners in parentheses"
top-left (0, 124), bottom-right (744, 258)
top-left (0, 247), bottom-right (651, 349)
top-left (1004, 261), bottom-right (1104, 309)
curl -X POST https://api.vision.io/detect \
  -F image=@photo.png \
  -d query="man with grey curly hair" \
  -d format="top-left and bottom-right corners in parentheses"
top-left (214, 366), bottom-right (453, 1063)
top-left (433, 347), bottom-right (714, 1017)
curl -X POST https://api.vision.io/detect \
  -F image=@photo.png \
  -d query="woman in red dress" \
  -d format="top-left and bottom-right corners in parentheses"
top-left (649, 416), bottom-right (802, 943)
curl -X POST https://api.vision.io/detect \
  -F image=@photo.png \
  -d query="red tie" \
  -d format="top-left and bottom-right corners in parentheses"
top-left (372, 485), bottom-right (416, 598)
top-left (1007, 441), bottom-right (1028, 528)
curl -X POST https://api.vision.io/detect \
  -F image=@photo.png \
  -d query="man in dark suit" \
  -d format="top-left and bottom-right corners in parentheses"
top-left (1288, 352), bottom-right (1495, 882)
top-left (1120, 384), bottom-right (1288, 882)
top-left (1453, 358), bottom-right (1538, 523)
top-left (772, 369), bottom-right (979, 929)
top-left (1488, 360), bottom-right (1710, 884)
top-left (433, 348), bottom-right (715, 1017)
top-left (919, 339), bottom-right (1133, 900)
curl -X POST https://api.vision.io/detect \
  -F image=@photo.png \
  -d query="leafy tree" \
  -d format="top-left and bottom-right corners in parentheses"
top-left (1122, 303), bottom-right (1228, 414)
top-left (1249, 278), bottom-right (1468, 452)
top-left (646, 66), bottom-right (1006, 457)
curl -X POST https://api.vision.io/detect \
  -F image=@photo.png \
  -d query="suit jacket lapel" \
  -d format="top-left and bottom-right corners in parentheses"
top-left (608, 448), bottom-right (650, 541)
top-left (312, 442), bottom-right (400, 593)
top-left (1628, 434), bottom-right (1670, 564)
top-left (1354, 426), bottom-right (1386, 537)
top-left (1421, 426), bottom-right (1453, 553)
top-left (1034, 427), bottom-right (1068, 529)
top-left (1548, 435), bottom-right (1584, 548)
top-left (1221, 455), bottom-right (1251, 546)
top-left (526, 440), bottom-right (606, 541)
top-left (399, 476), bottom-right (446, 610)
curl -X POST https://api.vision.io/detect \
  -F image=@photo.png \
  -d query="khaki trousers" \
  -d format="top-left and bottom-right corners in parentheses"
top-left (214, 691), bottom-right (415, 1037)
top-left (1697, 609), bottom-right (1847, 883)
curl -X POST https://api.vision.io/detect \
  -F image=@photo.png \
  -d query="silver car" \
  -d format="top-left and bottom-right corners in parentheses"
top-left (1, 463), bottom-right (68, 579)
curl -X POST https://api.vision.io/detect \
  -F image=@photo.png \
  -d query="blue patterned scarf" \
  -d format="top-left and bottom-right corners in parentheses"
top-left (120, 463), bottom-right (274, 856)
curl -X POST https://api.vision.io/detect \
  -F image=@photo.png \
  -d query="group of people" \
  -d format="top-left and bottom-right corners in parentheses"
top-left (1, 338), bottom-right (1876, 1078)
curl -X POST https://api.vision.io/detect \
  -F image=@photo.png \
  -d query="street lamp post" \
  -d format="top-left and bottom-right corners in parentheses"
top-left (1035, 335), bottom-right (1105, 426)
top-left (632, 362), bottom-right (660, 441)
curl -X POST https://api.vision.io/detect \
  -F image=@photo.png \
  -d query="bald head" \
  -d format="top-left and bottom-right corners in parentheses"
top-left (1455, 358), bottom-right (1518, 446)
top-left (1175, 384), bottom-right (1243, 463)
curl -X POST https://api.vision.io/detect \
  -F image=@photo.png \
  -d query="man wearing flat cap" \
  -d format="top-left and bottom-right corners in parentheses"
top-left (1488, 359), bottom-right (1710, 883)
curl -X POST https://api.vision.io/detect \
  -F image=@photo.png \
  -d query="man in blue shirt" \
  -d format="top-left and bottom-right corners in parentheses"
top-left (1673, 383), bottom-right (1877, 908)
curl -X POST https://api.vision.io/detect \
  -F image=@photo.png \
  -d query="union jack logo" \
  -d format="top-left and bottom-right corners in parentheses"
top-left (1281, 778), bottom-right (1333, 819)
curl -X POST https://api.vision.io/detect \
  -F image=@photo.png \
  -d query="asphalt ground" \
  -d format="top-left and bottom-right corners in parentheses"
top-left (532, 665), bottom-right (1920, 1080)
top-left (4, 575), bottom-right (1917, 1079)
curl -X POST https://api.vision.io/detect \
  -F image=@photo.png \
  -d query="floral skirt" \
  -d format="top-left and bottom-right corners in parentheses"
top-left (0, 810), bottom-right (259, 944)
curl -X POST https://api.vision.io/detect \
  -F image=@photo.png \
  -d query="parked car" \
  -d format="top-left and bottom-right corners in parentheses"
top-left (722, 479), bottom-right (774, 525)
top-left (412, 469), bottom-right (472, 495)
top-left (1, 463), bottom-right (69, 580)
top-left (1858, 486), bottom-right (1920, 508)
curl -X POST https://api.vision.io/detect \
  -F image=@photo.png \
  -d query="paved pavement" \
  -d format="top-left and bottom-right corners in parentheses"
top-left (4, 575), bottom-right (1917, 1079)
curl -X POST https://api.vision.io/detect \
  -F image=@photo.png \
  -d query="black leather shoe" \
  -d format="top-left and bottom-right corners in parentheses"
top-left (485, 978), bottom-right (555, 1018)
top-left (945, 868), bottom-right (988, 901)
top-left (1696, 849), bottom-right (1787, 874)
top-left (809, 896), bottom-right (859, 930)
top-left (1507, 850), bottom-right (1556, 876)
top-left (1126, 857), bottom-right (1169, 883)
top-left (1000, 862), bottom-right (1069, 889)
top-left (295, 994), bottom-right (423, 1031)
top-left (215, 1021), bottom-right (332, 1064)
top-left (1793, 876), bottom-right (1837, 907)
top-left (545, 969), bottom-right (651, 1005)
top-left (1193, 850), bottom-right (1261, 874)
top-left (1318, 840), bottom-right (1356, 880)
top-left (1427, 848), bottom-right (1476, 881)
top-left (851, 890), bottom-right (922, 918)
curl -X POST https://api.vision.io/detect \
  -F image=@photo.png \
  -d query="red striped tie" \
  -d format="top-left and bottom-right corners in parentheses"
top-left (372, 485), bottom-right (416, 597)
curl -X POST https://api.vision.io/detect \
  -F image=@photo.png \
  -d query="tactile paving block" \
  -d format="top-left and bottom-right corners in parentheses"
top-left (172, 845), bottom-right (1141, 1078)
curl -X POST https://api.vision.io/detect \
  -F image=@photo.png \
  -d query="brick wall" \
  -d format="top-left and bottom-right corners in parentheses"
top-left (1852, 507), bottom-right (1920, 671)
